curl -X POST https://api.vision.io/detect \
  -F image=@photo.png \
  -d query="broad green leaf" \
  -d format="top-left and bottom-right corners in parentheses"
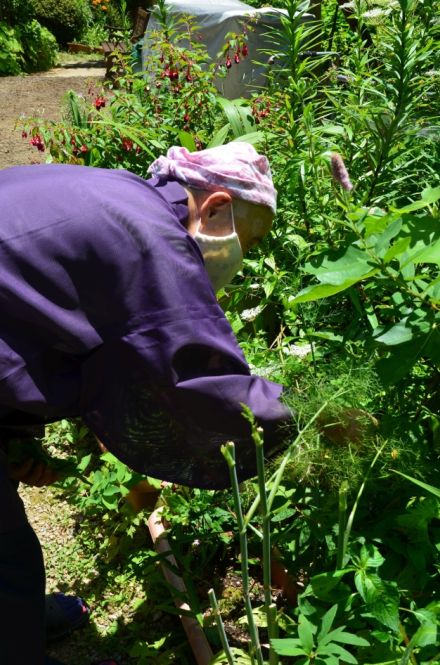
top-left (101, 451), bottom-right (123, 464)
top-left (237, 605), bottom-right (267, 628)
top-left (374, 319), bottom-right (415, 345)
top-left (399, 186), bottom-right (440, 212)
top-left (270, 639), bottom-right (307, 657)
top-left (209, 647), bottom-right (254, 664)
top-left (308, 571), bottom-right (352, 602)
top-left (317, 604), bottom-right (338, 642)
top-left (298, 614), bottom-right (316, 652)
top-left (78, 453), bottom-right (92, 472)
top-left (375, 338), bottom-right (426, 385)
top-left (383, 236), bottom-right (411, 263)
top-left (359, 543), bottom-right (385, 569)
top-left (178, 130), bottom-right (196, 152)
top-left (291, 276), bottom-right (372, 304)
top-left (231, 131), bottom-right (268, 146)
top-left (207, 124), bottom-right (230, 148)
top-left (304, 246), bottom-right (372, 286)
top-left (421, 185), bottom-right (440, 205)
top-left (411, 238), bottom-right (440, 264)
top-left (216, 98), bottom-right (252, 138)
top-left (321, 627), bottom-right (370, 647)
top-left (410, 621), bottom-right (437, 648)
top-left (317, 642), bottom-right (358, 664)
top-left (103, 485), bottom-right (123, 496)
top-left (320, 123), bottom-right (346, 135)
top-left (392, 471), bottom-right (440, 498)
top-left (355, 573), bottom-right (400, 632)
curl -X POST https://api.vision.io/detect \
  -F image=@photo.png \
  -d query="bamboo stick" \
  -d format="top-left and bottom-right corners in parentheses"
top-left (147, 506), bottom-right (214, 665)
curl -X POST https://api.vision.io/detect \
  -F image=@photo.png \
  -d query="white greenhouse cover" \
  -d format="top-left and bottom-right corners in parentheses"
top-left (142, 0), bottom-right (314, 99)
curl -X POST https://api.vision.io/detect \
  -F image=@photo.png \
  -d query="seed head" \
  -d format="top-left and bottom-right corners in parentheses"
top-left (330, 153), bottom-right (353, 191)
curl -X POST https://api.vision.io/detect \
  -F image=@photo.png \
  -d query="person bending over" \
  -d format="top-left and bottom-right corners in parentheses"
top-left (0, 142), bottom-right (292, 665)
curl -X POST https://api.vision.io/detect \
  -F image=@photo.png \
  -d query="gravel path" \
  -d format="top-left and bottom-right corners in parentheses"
top-left (0, 60), bottom-right (105, 170)
top-left (1, 60), bottom-right (147, 665)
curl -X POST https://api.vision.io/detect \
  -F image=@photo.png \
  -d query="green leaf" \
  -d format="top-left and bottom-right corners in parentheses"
top-left (178, 130), bottom-right (196, 152)
top-left (359, 543), bottom-right (385, 569)
top-left (209, 647), bottom-right (254, 664)
top-left (308, 571), bottom-right (352, 602)
top-left (355, 573), bottom-right (400, 632)
top-left (270, 639), bottom-right (307, 657)
top-left (291, 277), bottom-right (372, 304)
top-left (322, 627), bottom-right (370, 647)
top-left (410, 621), bottom-right (437, 648)
top-left (421, 185), bottom-right (440, 205)
top-left (392, 471), bottom-right (440, 498)
top-left (317, 604), bottom-right (338, 642)
top-left (374, 318), bottom-right (414, 345)
top-left (411, 238), bottom-right (440, 265)
top-left (375, 335), bottom-right (428, 385)
top-left (216, 98), bottom-right (252, 138)
top-left (317, 642), bottom-right (358, 664)
top-left (298, 613), bottom-right (316, 653)
top-left (304, 246), bottom-right (373, 286)
top-left (206, 124), bottom-right (230, 148)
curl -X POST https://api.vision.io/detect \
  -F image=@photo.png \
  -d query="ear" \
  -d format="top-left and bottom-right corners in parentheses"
top-left (199, 191), bottom-right (233, 236)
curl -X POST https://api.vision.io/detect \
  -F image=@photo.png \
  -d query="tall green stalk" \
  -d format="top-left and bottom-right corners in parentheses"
top-left (222, 442), bottom-right (265, 665)
top-left (250, 420), bottom-right (278, 665)
top-left (336, 480), bottom-right (348, 570)
top-left (338, 442), bottom-right (387, 568)
top-left (208, 588), bottom-right (235, 665)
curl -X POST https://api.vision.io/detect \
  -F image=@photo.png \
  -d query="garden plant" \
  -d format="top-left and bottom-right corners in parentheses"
top-left (16, 0), bottom-right (440, 662)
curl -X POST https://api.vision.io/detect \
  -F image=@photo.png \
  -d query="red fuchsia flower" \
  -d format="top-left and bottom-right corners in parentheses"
top-left (234, 51), bottom-right (240, 64)
top-left (70, 137), bottom-right (77, 146)
top-left (242, 43), bottom-right (248, 57)
top-left (122, 137), bottom-right (134, 151)
top-left (185, 66), bottom-right (193, 82)
top-left (330, 153), bottom-right (353, 191)
top-left (21, 130), bottom-right (28, 139)
top-left (169, 68), bottom-right (179, 80)
top-left (80, 145), bottom-right (88, 153)
top-left (94, 96), bottom-right (106, 110)
top-left (225, 55), bottom-right (232, 69)
top-left (184, 113), bottom-right (190, 122)
top-left (30, 135), bottom-right (44, 152)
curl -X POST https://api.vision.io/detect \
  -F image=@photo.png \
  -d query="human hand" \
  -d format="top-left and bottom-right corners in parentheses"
top-left (8, 457), bottom-right (61, 487)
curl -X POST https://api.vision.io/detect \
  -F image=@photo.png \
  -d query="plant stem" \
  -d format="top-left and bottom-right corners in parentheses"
top-left (341, 442), bottom-right (387, 566)
top-left (208, 588), bottom-right (235, 665)
top-left (222, 442), bottom-right (265, 665)
top-left (253, 425), bottom-right (278, 665)
top-left (336, 480), bottom-right (348, 570)
top-left (245, 394), bottom-right (343, 525)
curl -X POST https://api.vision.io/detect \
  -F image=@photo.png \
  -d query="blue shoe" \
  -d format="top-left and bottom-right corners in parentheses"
top-left (46, 592), bottom-right (90, 642)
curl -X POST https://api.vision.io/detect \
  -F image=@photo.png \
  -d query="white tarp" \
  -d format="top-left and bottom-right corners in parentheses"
top-left (142, 0), bottom-right (314, 99)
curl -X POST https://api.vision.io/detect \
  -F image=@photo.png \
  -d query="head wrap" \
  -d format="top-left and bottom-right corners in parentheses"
top-left (148, 142), bottom-right (277, 214)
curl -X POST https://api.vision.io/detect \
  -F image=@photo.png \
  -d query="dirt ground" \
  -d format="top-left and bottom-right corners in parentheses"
top-left (0, 60), bottom-right (106, 170)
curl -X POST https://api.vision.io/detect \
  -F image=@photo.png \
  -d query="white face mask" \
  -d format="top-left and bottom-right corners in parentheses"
top-left (194, 206), bottom-right (243, 292)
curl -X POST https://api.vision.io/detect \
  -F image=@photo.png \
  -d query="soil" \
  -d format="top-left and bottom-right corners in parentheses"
top-left (0, 59), bottom-right (106, 170)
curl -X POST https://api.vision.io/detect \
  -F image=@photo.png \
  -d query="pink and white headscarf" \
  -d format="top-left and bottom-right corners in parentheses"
top-left (148, 142), bottom-right (277, 214)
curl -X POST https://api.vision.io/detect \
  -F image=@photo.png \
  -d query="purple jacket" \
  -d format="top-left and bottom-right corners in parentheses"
top-left (0, 164), bottom-right (291, 488)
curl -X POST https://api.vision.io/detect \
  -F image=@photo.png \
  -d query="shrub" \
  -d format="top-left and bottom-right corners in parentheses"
top-left (0, 0), bottom-right (33, 24)
top-left (19, 19), bottom-right (58, 73)
top-left (30, 0), bottom-right (91, 45)
top-left (0, 22), bottom-right (23, 74)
